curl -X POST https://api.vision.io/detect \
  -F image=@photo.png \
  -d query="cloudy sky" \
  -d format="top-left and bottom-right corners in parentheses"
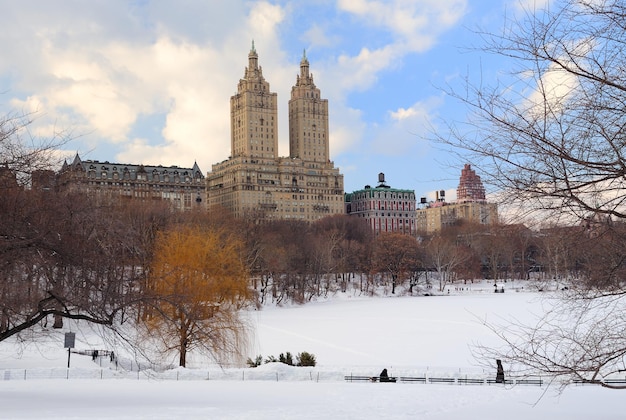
top-left (0, 0), bottom-right (546, 199)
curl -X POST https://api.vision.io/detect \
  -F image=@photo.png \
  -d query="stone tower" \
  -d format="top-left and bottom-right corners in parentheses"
top-left (230, 41), bottom-right (279, 159)
top-left (206, 43), bottom-right (344, 222)
top-left (288, 50), bottom-right (329, 163)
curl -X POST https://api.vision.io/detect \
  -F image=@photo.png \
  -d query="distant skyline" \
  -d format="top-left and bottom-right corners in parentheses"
top-left (0, 1), bottom-right (548, 201)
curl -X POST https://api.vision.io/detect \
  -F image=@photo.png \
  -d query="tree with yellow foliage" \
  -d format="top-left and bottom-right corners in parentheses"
top-left (144, 223), bottom-right (252, 367)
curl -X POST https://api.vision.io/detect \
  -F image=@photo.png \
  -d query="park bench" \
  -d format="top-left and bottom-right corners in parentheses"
top-left (399, 376), bottom-right (427, 383)
top-left (428, 377), bottom-right (456, 384)
top-left (514, 378), bottom-right (543, 386)
top-left (344, 375), bottom-right (371, 382)
top-left (603, 378), bottom-right (626, 385)
top-left (486, 378), bottom-right (514, 385)
top-left (344, 375), bottom-right (397, 383)
top-left (573, 378), bottom-right (626, 385)
top-left (457, 377), bottom-right (485, 385)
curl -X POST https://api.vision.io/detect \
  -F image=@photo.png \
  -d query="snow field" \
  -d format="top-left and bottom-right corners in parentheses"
top-left (0, 286), bottom-right (623, 419)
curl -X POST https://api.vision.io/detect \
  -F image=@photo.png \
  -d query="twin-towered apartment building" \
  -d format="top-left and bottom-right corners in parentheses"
top-left (52, 43), bottom-right (496, 233)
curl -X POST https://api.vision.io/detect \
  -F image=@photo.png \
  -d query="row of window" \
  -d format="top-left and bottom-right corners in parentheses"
top-left (353, 192), bottom-right (415, 200)
top-left (86, 171), bottom-right (201, 183)
top-left (357, 212), bottom-right (415, 218)
top-left (90, 181), bottom-right (199, 190)
top-left (352, 201), bottom-right (415, 211)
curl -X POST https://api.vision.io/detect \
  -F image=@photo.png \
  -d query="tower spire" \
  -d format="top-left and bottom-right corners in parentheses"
top-left (248, 40), bottom-right (259, 72)
top-left (299, 48), bottom-right (310, 82)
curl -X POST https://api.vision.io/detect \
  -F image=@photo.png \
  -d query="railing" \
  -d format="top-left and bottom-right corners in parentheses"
top-left (345, 374), bottom-right (545, 386)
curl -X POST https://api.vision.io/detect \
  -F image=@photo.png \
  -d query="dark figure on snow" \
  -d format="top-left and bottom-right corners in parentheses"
top-left (496, 359), bottom-right (505, 383)
top-left (379, 368), bottom-right (390, 382)
top-left (92, 350), bottom-right (98, 361)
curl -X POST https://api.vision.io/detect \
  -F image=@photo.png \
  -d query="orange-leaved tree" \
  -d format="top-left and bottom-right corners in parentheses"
top-left (144, 223), bottom-right (252, 367)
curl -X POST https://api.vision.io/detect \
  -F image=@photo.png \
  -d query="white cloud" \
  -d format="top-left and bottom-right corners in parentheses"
top-left (0, 0), bottom-right (467, 187)
top-left (511, 0), bottom-right (552, 14)
top-left (521, 35), bottom-right (592, 120)
top-left (338, 0), bottom-right (467, 50)
top-left (335, 46), bottom-right (398, 92)
top-left (390, 105), bottom-right (425, 121)
top-left (0, 1), bottom-right (293, 170)
top-left (366, 97), bottom-right (442, 156)
top-left (301, 23), bottom-right (336, 49)
top-left (247, 2), bottom-right (286, 37)
top-left (330, 107), bottom-right (367, 157)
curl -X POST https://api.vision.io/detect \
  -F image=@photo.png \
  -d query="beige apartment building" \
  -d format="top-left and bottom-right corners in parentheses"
top-left (416, 164), bottom-right (498, 233)
top-left (206, 43), bottom-right (344, 221)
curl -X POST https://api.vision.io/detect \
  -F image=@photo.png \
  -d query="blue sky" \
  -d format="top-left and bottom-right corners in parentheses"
top-left (0, 0), bottom-right (547, 200)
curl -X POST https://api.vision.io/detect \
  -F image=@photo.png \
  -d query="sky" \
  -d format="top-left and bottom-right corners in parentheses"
top-left (0, 0), bottom-right (549, 199)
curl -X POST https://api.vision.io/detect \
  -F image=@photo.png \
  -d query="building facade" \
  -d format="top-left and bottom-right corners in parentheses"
top-left (345, 173), bottom-right (416, 235)
top-left (416, 164), bottom-right (498, 233)
top-left (206, 44), bottom-right (344, 221)
top-left (57, 154), bottom-right (205, 211)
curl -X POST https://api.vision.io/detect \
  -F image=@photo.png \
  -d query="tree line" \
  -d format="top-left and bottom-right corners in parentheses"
top-left (3, 169), bottom-right (621, 342)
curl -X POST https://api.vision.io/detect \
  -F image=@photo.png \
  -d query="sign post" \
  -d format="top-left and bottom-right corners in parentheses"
top-left (64, 332), bottom-right (76, 368)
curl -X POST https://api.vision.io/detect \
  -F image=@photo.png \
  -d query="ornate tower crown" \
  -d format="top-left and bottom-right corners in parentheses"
top-left (457, 164), bottom-right (486, 201)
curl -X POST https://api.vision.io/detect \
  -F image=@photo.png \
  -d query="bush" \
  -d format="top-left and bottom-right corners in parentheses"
top-left (246, 355), bottom-right (263, 367)
top-left (279, 352), bottom-right (294, 366)
top-left (247, 351), bottom-right (316, 367)
top-left (264, 355), bottom-right (278, 363)
top-left (296, 351), bottom-right (316, 367)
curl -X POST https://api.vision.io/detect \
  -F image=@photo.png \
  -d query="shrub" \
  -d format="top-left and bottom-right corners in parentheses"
top-left (250, 351), bottom-right (317, 367)
top-left (246, 355), bottom-right (263, 367)
top-left (296, 351), bottom-right (316, 367)
top-left (264, 355), bottom-right (278, 363)
top-left (279, 352), bottom-right (294, 366)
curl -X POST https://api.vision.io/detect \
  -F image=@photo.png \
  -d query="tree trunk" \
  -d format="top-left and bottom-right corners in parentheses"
top-left (179, 329), bottom-right (188, 367)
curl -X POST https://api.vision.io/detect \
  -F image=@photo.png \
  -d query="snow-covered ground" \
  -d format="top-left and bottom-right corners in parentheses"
top-left (0, 284), bottom-right (623, 419)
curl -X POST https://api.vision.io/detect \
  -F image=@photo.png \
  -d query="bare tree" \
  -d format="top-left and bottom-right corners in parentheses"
top-left (474, 291), bottom-right (626, 390)
top-left (439, 0), bottom-right (626, 222)
top-left (0, 110), bottom-right (69, 187)
top-left (0, 190), bottom-right (158, 342)
top-left (424, 232), bottom-right (471, 292)
top-left (439, 0), bottom-right (626, 388)
top-left (372, 233), bottom-right (420, 294)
